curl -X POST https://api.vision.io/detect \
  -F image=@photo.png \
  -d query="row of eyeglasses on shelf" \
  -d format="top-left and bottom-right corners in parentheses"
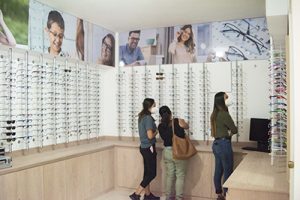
top-left (116, 66), bottom-right (212, 140)
top-left (0, 50), bottom-right (102, 151)
top-left (269, 49), bottom-right (287, 154)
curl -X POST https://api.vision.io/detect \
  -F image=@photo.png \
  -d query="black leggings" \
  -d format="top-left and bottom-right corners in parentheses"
top-left (140, 145), bottom-right (157, 188)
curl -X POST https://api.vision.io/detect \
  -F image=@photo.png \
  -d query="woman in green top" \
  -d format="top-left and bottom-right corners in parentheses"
top-left (130, 98), bottom-right (160, 200)
top-left (210, 92), bottom-right (237, 200)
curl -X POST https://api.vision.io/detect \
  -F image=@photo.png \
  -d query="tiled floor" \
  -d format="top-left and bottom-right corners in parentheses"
top-left (92, 188), bottom-right (214, 200)
top-left (92, 188), bottom-right (165, 200)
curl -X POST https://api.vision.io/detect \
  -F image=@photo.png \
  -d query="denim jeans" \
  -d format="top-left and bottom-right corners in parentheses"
top-left (163, 147), bottom-right (187, 200)
top-left (212, 139), bottom-right (233, 195)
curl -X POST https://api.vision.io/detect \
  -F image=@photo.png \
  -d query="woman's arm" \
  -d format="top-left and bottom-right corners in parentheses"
top-left (168, 40), bottom-right (177, 55)
top-left (0, 10), bottom-right (16, 46)
top-left (192, 53), bottom-right (197, 63)
top-left (178, 118), bottom-right (189, 129)
top-left (147, 129), bottom-right (158, 140)
top-left (224, 112), bottom-right (238, 135)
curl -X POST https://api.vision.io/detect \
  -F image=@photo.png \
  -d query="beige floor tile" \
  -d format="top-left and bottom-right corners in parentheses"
top-left (92, 188), bottom-right (213, 200)
top-left (92, 188), bottom-right (165, 200)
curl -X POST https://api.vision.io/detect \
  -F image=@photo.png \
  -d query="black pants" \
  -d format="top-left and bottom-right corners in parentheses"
top-left (140, 145), bottom-right (157, 188)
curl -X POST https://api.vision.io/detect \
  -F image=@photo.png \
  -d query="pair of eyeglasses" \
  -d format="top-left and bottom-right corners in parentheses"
top-left (1, 138), bottom-right (16, 142)
top-left (3, 132), bottom-right (16, 136)
top-left (102, 41), bottom-right (112, 53)
top-left (1, 120), bottom-right (16, 124)
top-left (2, 126), bottom-right (16, 130)
top-left (49, 30), bottom-right (64, 40)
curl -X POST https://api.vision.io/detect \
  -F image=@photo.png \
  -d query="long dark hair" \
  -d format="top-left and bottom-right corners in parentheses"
top-left (138, 98), bottom-right (155, 122)
top-left (210, 92), bottom-right (228, 137)
top-left (76, 18), bottom-right (84, 61)
top-left (177, 24), bottom-right (195, 53)
top-left (159, 106), bottom-right (172, 129)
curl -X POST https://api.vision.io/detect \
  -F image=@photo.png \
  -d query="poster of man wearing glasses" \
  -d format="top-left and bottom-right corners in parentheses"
top-left (119, 17), bottom-right (269, 66)
top-left (29, 0), bottom-right (115, 67)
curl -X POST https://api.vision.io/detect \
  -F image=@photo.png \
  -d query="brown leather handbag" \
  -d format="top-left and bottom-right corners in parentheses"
top-left (172, 119), bottom-right (197, 160)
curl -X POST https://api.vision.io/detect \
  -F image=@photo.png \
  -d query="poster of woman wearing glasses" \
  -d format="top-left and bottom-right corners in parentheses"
top-left (90, 24), bottom-right (115, 67)
top-left (29, 0), bottom-right (115, 67)
top-left (119, 17), bottom-right (269, 66)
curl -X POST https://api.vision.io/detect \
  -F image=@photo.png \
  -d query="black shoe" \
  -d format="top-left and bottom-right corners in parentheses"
top-left (144, 192), bottom-right (160, 200)
top-left (130, 192), bottom-right (141, 200)
top-left (217, 194), bottom-right (225, 200)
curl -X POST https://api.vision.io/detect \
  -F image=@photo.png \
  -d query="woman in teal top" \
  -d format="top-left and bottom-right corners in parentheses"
top-left (130, 98), bottom-right (160, 200)
top-left (210, 92), bottom-right (237, 200)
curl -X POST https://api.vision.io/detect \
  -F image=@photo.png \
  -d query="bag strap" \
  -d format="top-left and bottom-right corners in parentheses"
top-left (171, 118), bottom-right (175, 136)
top-left (172, 118), bottom-right (188, 137)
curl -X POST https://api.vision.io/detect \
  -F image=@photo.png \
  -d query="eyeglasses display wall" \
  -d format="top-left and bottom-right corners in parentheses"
top-left (117, 60), bottom-right (274, 144)
top-left (117, 65), bottom-right (160, 137)
top-left (230, 62), bottom-right (245, 142)
top-left (0, 47), bottom-right (103, 152)
top-left (269, 43), bottom-right (287, 164)
top-left (117, 63), bottom-right (211, 141)
top-left (184, 63), bottom-right (211, 141)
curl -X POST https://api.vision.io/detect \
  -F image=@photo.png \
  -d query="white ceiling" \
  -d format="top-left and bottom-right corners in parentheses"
top-left (37, 0), bottom-right (266, 32)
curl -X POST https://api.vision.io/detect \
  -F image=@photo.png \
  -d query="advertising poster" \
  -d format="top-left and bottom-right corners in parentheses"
top-left (0, 0), bottom-right (29, 48)
top-left (29, 0), bottom-right (115, 67)
top-left (119, 17), bottom-right (270, 66)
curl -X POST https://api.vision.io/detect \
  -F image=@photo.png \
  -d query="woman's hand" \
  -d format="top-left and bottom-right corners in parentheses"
top-left (176, 31), bottom-right (182, 40)
top-left (147, 129), bottom-right (158, 140)
top-left (178, 118), bottom-right (189, 129)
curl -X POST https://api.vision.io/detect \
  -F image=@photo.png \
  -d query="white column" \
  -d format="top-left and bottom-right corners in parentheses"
top-left (289, 0), bottom-right (300, 199)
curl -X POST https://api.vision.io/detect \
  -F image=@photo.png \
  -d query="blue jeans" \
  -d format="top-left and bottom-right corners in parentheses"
top-left (212, 139), bottom-right (233, 195)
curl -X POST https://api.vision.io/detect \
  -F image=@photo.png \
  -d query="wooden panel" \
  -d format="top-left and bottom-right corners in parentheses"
top-left (233, 152), bottom-right (245, 169)
top-left (65, 155), bottom-right (90, 200)
top-left (115, 147), bottom-right (164, 192)
top-left (88, 149), bottom-right (114, 198)
top-left (116, 147), bottom-right (216, 198)
top-left (227, 188), bottom-right (289, 200)
top-left (0, 173), bottom-right (17, 200)
top-left (99, 149), bottom-right (115, 192)
top-left (115, 147), bottom-right (144, 189)
top-left (0, 141), bottom-right (288, 200)
top-left (16, 167), bottom-right (44, 200)
top-left (43, 161), bottom-right (66, 200)
top-left (224, 152), bottom-right (288, 193)
top-left (185, 152), bottom-right (213, 198)
top-left (88, 152), bottom-right (103, 198)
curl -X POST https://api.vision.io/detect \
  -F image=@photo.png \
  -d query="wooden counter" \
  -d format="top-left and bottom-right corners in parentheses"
top-left (0, 139), bottom-right (289, 200)
top-left (224, 152), bottom-right (289, 200)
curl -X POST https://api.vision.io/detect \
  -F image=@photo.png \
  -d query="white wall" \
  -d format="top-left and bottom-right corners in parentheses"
top-left (237, 60), bottom-right (270, 141)
top-left (207, 60), bottom-right (270, 142)
top-left (100, 68), bottom-right (118, 136)
top-left (266, 0), bottom-right (288, 16)
top-left (290, 0), bottom-right (300, 199)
